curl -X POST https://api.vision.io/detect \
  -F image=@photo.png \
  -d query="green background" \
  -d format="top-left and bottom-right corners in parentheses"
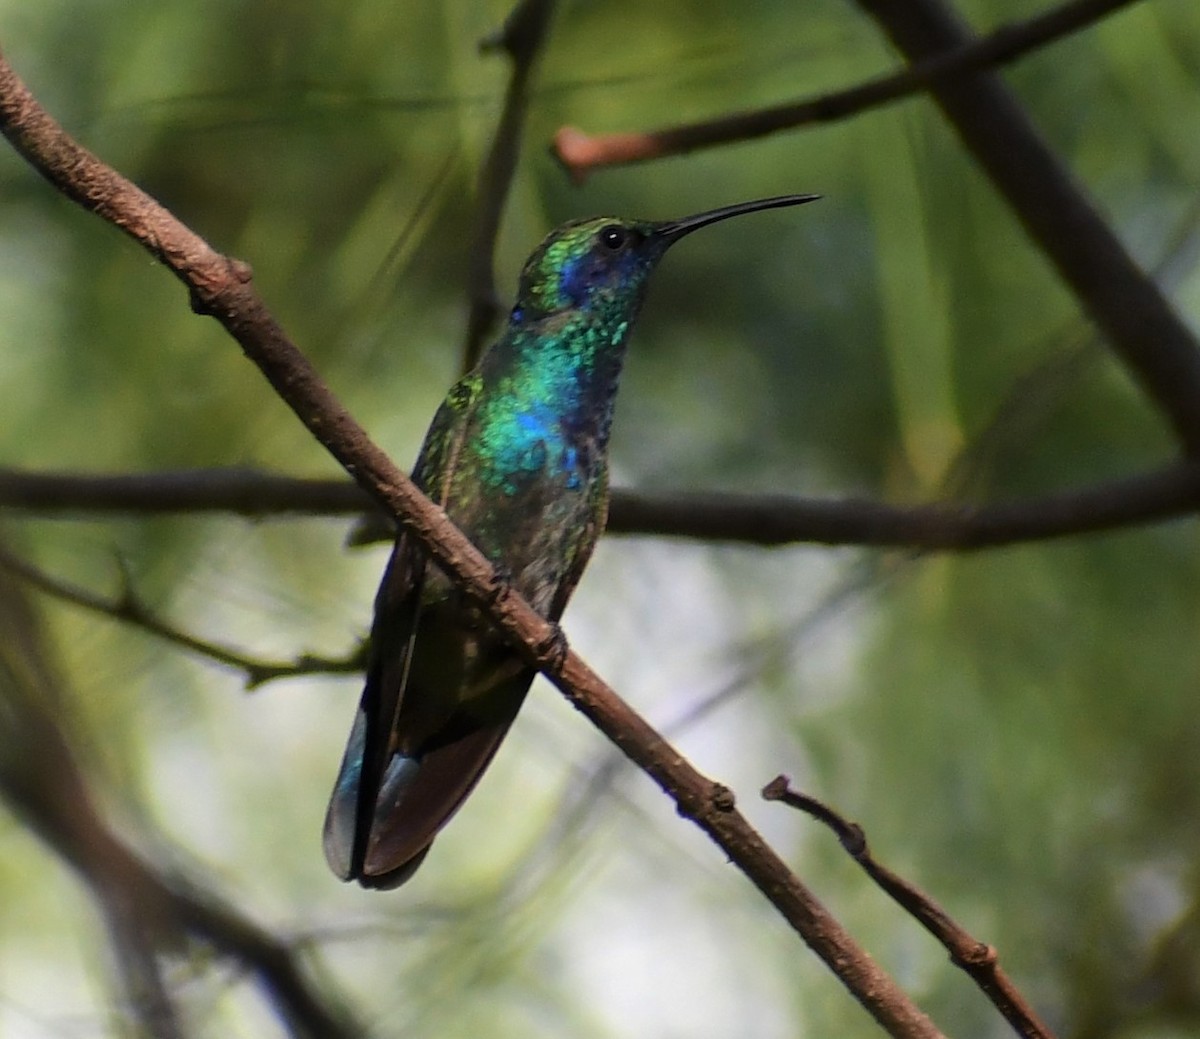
top-left (1, 0), bottom-right (1199, 1035)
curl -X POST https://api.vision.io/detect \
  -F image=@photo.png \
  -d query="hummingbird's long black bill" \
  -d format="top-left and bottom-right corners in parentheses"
top-left (655, 193), bottom-right (820, 242)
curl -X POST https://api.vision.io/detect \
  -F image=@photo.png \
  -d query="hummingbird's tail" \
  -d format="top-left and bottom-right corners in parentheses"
top-left (323, 703), bottom-right (517, 889)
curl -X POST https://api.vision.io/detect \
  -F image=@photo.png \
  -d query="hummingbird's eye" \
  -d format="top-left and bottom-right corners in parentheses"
top-left (598, 225), bottom-right (628, 251)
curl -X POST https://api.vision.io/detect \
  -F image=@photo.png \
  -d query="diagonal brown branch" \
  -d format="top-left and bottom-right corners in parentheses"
top-left (0, 48), bottom-right (944, 1038)
top-left (553, 0), bottom-right (1142, 178)
top-left (764, 777), bottom-right (1057, 1039)
top-left (853, 0), bottom-right (1200, 455)
top-left (554, 0), bottom-right (1200, 456)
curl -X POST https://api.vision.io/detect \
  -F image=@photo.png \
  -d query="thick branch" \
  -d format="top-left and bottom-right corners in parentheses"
top-left (609, 464), bottom-right (1200, 548)
top-left (554, 0), bottom-right (1140, 178)
top-left (0, 49), bottom-right (942, 1036)
top-left (555, 0), bottom-right (1200, 454)
top-left (853, 0), bottom-right (1200, 454)
top-left (4, 462), bottom-right (1200, 549)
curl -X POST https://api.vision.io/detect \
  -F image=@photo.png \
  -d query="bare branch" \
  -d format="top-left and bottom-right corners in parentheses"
top-left (0, 48), bottom-right (944, 1036)
top-left (6, 461), bottom-right (1200, 550)
top-left (101, 903), bottom-right (186, 1039)
top-left (553, 0), bottom-right (1141, 178)
top-left (764, 776), bottom-right (1056, 1039)
top-left (167, 889), bottom-right (362, 1039)
top-left (0, 544), bottom-right (364, 687)
top-left (462, 0), bottom-right (559, 370)
top-left (0, 550), bottom-right (363, 1039)
top-left (554, 0), bottom-right (1200, 455)
top-left (0, 465), bottom-right (368, 515)
top-left (609, 463), bottom-right (1200, 548)
top-left (853, 0), bottom-right (1200, 455)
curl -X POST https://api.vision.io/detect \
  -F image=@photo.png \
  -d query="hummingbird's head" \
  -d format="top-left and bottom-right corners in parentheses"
top-left (513, 216), bottom-right (663, 323)
top-left (511, 194), bottom-right (821, 324)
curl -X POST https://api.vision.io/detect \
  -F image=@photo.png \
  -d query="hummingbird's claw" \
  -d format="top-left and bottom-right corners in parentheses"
top-left (480, 563), bottom-right (514, 607)
top-left (534, 623), bottom-right (569, 674)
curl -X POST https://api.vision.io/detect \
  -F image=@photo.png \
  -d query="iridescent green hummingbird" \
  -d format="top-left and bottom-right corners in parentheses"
top-left (324, 193), bottom-right (818, 888)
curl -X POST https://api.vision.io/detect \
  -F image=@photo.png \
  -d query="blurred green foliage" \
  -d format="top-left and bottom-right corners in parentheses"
top-left (1, 0), bottom-right (1199, 1036)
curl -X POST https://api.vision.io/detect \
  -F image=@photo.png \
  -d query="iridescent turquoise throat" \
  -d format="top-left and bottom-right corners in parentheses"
top-left (474, 305), bottom-right (632, 492)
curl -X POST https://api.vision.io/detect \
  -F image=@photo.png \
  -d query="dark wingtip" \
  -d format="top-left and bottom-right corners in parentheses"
top-left (357, 843), bottom-right (433, 889)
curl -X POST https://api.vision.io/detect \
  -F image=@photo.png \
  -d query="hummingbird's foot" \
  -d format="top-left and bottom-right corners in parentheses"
top-left (534, 623), bottom-right (569, 674)
top-left (457, 563), bottom-right (511, 619)
top-left (480, 563), bottom-right (514, 606)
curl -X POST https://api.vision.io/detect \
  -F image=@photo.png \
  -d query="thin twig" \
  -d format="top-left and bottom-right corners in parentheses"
top-left (0, 48), bottom-right (944, 1037)
top-left (556, 0), bottom-right (1200, 454)
top-left (553, 0), bottom-right (1141, 179)
top-left (0, 544), bottom-right (363, 687)
top-left (853, 0), bottom-right (1200, 455)
top-left (462, 0), bottom-right (558, 370)
top-left (0, 466), bottom-right (368, 515)
top-left (100, 900), bottom-right (187, 1039)
top-left (764, 776), bottom-right (1056, 1039)
top-left (0, 556), bottom-right (363, 1039)
top-left (168, 887), bottom-right (362, 1039)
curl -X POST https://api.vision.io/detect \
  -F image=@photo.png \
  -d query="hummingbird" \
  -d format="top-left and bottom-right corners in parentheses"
top-left (323, 193), bottom-right (818, 888)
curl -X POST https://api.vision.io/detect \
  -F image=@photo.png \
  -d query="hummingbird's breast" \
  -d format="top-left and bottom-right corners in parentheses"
top-left (425, 318), bottom-right (624, 616)
top-left (475, 401), bottom-right (589, 491)
top-left (442, 395), bottom-right (604, 617)
top-left (470, 324), bottom-right (618, 499)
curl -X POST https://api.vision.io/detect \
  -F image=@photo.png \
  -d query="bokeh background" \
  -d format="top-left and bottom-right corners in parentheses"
top-left (1, 0), bottom-right (1200, 1035)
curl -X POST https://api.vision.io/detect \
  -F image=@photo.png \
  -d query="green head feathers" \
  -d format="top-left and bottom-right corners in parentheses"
top-left (512, 194), bottom-right (821, 324)
top-left (515, 217), bottom-right (663, 321)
